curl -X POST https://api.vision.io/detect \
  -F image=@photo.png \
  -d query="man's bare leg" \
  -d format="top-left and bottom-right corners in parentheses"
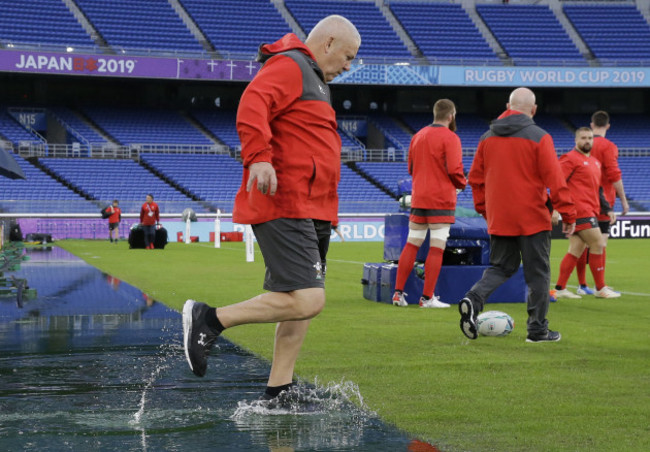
top-left (267, 319), bottom-right (312, 387)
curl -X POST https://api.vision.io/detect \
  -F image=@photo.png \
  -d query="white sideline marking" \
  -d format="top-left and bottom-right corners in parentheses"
top-left (566, 284), bottom-right (649, 297)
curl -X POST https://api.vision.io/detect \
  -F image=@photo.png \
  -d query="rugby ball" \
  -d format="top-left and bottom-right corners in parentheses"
top-left (477, 311), bottom-right (514, 337)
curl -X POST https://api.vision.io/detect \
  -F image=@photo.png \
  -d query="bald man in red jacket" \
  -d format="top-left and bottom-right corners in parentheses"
top-left (459, 87), bottom-right (576, 343)
top-left (183, 16), bottom-right (361, 401)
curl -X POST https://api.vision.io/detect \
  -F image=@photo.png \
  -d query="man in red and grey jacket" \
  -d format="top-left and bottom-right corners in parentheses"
top-left (459, 87), bottom-right (576, 343)
top-left (182, 16), bottom-right (360, 400)
top-left (139, 194), bottom-right (159, 250)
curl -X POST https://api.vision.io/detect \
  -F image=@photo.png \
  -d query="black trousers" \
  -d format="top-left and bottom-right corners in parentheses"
top-left (466, 230), bottom-right (551, 335)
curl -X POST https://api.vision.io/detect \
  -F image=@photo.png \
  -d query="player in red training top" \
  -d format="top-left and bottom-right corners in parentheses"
top-left (552, 128), bottom-right (620, 299)
top-left (573, 111), bottom-right (629, 295)
top-left (107, 199), bottom-right (121, 243)
top-left (392, 99), bottom-right (466, 308)
top-left (139, 194), bottom-right (160, 250)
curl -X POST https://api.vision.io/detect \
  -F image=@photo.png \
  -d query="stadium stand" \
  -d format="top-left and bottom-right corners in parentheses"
top-left (49, 107), bottom-right (110, 147)
top-left (400, 113), bottom-right (489, 151)
top-left (285, 0), bottom-right (412, 60)
top-left (0, 0), bottom-right (94, 48)
top-left (179, 0), bottom-right (292, 57)
top-left (531, 113), bottom-right (575, 153)
top-left (389, 1), bottom-right (499, 64)
top-left (38, 157), bottom-right (209, 213)
top-left (74, 0), bottom-right (204, 54)
top-left (339, 163), bottom-right (398, 213)
top-left (567, 113), bottom-right (650, 149)
top-left (141, 153), bottom-right (241, 214)
top-left (368, 115), bottom-right (412, 156)
top-left (618, 156), bottom-right (650, 211)
top-left (0, 109), bottom-right (45, 146)
top-left (190, 110), bottom-right (240, 148)
top-left (0, 154), bottom-right (96, 213)
top-left (564, 3), bottom-right (650, 64)
top-left (354, 159), bottom-right (475, 211)
top-left (81, 107), bottom-right (214, 146)
top-left (476, 4), bottom-right (586, 66)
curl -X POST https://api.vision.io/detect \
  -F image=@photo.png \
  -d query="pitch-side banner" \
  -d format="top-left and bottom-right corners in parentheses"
top-left (4, 49), bottom-right (650, 87)
top-left (0, 49), bottom-right (260, 81)
top-left (336, 65), bottom-right (650, 87)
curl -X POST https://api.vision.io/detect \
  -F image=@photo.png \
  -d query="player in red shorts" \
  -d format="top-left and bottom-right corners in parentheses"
top-left (573, 111), bottom-right (629, 295)
top-left (392, 99), bottom-right (467, 308)
top-left (552, 127), bottom-right (619, 299)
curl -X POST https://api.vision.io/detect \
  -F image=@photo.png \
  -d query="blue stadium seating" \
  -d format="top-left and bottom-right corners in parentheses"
top-left (75, 0), bottom-right (204, 54)
top-left (0, 109), bottom-right (45, 146)
top-left (567, 113), bottom-right (650, 149)
top-left (0, 0), bottom-right (95, 48)
top-left (179, 0), bottom-right (292, 57)
top-left (339, 164), bottom-right (398, 213)
top-left (0, 153), bottom-right (95, 213)
top-left (49, 107), bottom-right (109, 147)
top-left (477, 4), bottom-right (586, 66)
top-left (400, 113), bottom-right (489, 150)
top-left (354, 161), bottom-right (475, 211)
top-left (285, 0), bottom-right (412, 60)
top-left (618, 156), bottom-right (650, 210)
top-left (190, 110), bottom-right (240, 148)
top-left (564, 4), bottom-right (650, 64)
top-left (531, 113), bottom-right (575, 153)
top-left (389, 2), bottom-right (499, 63)
top-left (81, 107), bottom-right (213, 146)
top-left (38, 157), bottom-right (208, 213)
top-left (368, 115), bottom-right (412, 155)
top-left (141, 153), bottom-right (242, 213)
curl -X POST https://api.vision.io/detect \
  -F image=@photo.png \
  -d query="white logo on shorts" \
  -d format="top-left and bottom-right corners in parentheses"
top-left (313, 261), bottom-right (323, 280)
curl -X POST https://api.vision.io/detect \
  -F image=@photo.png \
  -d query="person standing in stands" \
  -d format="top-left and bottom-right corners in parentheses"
top-left (107, 199), bottom-right (121, 243)
top-left (552, 127), bottom-right (619, 299)
top-left (459, 87), bottom-right (576, 343)
top-left (140, 194), bottom-right (159, 250)
top-left (392, 99), bottom-right (466, 308)
top-left (182, 16), bottom-right (360, 401)
top-left (572, 111), bottom-right (629, 295)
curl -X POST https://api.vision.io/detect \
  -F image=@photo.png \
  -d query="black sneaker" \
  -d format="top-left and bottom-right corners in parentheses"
top-left (459, 297), bottom-right (478, 340)
top-left (183, 299), bottom-right (220, 377)
top-left (526, 330), bottom-right (561, 343)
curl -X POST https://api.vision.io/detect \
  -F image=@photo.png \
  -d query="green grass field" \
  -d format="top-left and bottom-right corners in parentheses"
top-left (58, 238), bottom-right (650, 451)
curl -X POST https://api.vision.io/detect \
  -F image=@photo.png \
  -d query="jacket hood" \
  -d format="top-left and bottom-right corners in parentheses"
top-left (489, 109), bottom-right (536, 137)
top-left (256, 33), bottom-right (315, 64)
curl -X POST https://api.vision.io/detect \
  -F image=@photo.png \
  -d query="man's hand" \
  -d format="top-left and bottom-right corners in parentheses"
top-left (562, 222), bottom-right (575, 238)
top-left (246, 162), bottom-right (277, 195)
top-left (551, 210), bottom-right (560, 226)
top-left (621, 199), bottom-right (629, 216)
top-left (608, 211), bottom-right (617, 225)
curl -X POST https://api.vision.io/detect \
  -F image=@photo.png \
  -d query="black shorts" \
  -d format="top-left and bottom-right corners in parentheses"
top-left (252, 218), bottom-right (331, 292)
top-left (109, 222), bottom-right (120, 231)
top-left (598, 220), bottom-right (611, 235)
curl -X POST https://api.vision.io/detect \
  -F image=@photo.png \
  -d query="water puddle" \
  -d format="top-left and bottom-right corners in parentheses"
top-left (0, 246), bottom-right (413, 451)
